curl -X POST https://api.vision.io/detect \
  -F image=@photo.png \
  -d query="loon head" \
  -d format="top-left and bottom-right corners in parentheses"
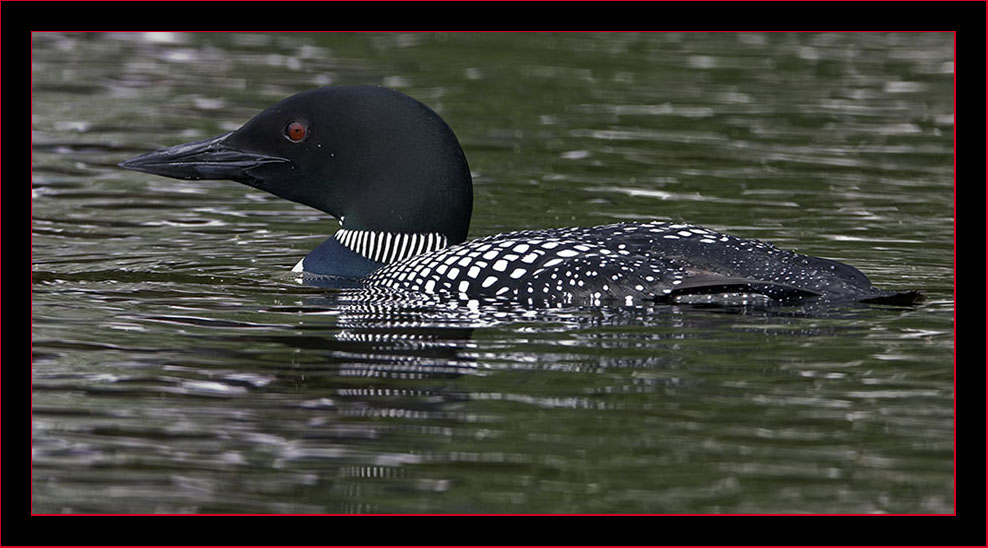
top-left (120, 86), bottom-right (473, 246)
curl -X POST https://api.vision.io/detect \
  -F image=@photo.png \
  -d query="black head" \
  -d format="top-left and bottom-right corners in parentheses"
top-left (120, 86), bottom-right (473, 243)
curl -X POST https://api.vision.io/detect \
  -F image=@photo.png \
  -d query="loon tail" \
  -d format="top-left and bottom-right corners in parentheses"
top-left (859, 290), bottom-right (923, 306)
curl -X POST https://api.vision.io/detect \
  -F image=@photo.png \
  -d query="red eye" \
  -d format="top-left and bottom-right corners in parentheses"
top-left (285, 121), bottom-right (307, 142)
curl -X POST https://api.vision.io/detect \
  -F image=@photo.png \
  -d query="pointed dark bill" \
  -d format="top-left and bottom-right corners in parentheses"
top-left (119, 132), bottom-right (289, 184)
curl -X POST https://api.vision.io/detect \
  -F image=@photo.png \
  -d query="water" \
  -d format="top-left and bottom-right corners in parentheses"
top-left (32, 32), bottom-right (954, 514)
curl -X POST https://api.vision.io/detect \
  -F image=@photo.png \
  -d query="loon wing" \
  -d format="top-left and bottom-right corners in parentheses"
top-left (655, 273), bottom-right (822, 304)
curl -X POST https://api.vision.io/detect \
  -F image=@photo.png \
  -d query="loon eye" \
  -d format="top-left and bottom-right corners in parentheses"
top-left (285, 121), bottom-right (308, 142)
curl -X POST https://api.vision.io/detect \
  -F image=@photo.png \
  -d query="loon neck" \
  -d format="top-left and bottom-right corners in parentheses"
top-left (293, 219), bottom-right (455, 279)
top-left (334, 227), bottom-right (450, 264)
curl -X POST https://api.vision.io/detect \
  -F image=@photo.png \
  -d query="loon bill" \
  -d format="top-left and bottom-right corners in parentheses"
top-left (120, 85), bottom-right (920, 308)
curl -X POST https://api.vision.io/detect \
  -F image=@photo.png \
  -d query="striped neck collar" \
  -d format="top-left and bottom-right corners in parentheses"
top-left (334, 228), bottom-right (450, 264)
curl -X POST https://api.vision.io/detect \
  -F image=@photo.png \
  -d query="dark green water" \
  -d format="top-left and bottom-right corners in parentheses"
top-left (32, 32), bottom-right (954, 514)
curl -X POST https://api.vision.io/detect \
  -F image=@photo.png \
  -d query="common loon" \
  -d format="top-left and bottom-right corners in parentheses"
top-left (120, 85), bottom-right (919, 307)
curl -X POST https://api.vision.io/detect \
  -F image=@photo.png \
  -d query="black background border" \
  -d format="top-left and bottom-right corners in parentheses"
top-left (7, 1), bottom-right (980, 546)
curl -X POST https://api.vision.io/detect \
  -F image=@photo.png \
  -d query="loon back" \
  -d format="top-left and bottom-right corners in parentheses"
top-left (120, 85), bottom-right (919, 307)
top-left (364, 221), bottom-right (917, 307)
